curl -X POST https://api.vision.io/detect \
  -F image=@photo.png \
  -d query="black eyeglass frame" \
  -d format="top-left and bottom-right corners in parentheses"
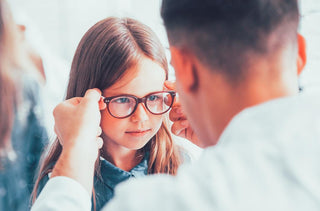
top-left (103, 91), bottom-right (176, 119)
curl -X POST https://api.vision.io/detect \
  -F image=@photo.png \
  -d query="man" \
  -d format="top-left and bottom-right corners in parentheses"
top-left (32, 0), bottom-right (320, 210)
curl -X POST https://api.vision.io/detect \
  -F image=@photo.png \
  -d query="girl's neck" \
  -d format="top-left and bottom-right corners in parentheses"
top-left (101, 142), bottom-right (143, 172)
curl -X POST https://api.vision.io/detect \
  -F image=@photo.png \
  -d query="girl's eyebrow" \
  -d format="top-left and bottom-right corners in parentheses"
top-left (103, 92), bottom-right (128, 98)
top-left (105, 90), bottom-right (165, 98)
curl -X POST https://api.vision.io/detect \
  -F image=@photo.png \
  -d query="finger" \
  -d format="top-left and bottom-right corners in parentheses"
top-left (54, 125), bottom-right (63, 145)
top-left (96, 137), bottom-right (104, 149)
top-left (177, 126), bottom-right (198, 146)
top-left (79, 89), bottom-right (102, 113)
top-left (171, 93), bottom-right (180, 106)
top-left (53, 97), bottom-right (81, 117)
top-left (169, 107), bottom-right (185, 121)
top-left (82, 89), bottom-right (102, 104)
top-left (97, 126), bottom-right (102, 136)
top-left (164, 81), bottom-right (176, 91)
top-left (99, 97), bottom-right (107, 110)
top-left (171, 120), bottom-right (189, 136)
top-left (65, 97), bottom-right (82, 106)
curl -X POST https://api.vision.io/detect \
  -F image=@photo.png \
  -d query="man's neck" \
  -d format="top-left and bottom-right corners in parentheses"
top-left (201, 67), bottom-right (299, 147)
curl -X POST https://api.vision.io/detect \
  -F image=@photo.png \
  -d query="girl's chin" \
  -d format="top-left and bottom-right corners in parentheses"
top-left (123, 137), bottom-right (153, 150)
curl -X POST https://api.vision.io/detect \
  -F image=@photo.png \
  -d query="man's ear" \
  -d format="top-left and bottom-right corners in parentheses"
top-left (297, 33), bottom-right (307, 75)
top-left (170, 47), bottom-right (199, 94)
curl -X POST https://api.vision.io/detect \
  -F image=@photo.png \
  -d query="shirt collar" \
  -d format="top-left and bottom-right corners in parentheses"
top-left (97, 152), bottom-right (149, 189)
top-left (217, 93), bottom-right (312, 147)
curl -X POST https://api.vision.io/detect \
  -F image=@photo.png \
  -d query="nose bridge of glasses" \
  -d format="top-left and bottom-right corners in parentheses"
top-left (135, 96), bottom-right (149, 110)
top-left (137, 97), bottom-right (147, 104)
top-left (136, 97), bottom-right (148, 111)
top-left (131, 99), bottom-right (149, 121)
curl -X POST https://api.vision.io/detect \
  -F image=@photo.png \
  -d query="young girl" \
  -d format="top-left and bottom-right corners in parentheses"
top-left (33, 17), bottom-right (191, 210)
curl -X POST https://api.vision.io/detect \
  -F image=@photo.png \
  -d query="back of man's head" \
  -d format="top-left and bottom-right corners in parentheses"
top-left (161, 0), bottom-right (299, 81)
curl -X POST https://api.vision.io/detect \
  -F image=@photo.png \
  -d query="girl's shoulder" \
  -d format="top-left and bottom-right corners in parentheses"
top-left (173, 136), bottom-right (203, 164)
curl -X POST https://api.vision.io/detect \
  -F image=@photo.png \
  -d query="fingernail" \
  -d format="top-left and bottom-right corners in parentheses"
top-left (176, 108), bottom-right (182, 114)
top-left (100, 96), bottom-right (105, 101)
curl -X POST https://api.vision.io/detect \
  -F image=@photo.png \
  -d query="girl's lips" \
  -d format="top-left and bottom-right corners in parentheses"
top-left (125, 129), bottom-right (152, 137)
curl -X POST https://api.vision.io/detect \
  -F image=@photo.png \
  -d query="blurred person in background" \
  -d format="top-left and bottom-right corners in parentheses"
top-left (0, 0), bottom-right (48, 210)
top-left (8, 4), bottom-right (70, 138)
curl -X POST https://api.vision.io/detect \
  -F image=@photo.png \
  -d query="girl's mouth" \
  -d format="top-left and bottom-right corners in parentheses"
top-left (125, 129), bottom-right (152, 137)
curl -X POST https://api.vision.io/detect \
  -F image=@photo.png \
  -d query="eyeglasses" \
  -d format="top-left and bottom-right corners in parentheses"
top-left (103, 91), bottom-right (176, 119)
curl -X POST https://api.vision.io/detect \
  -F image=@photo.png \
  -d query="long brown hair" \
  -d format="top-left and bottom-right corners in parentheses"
top-left (0, 0), bottom-right (20, 156)
top-left (33, 17), bottom-right (181, 203)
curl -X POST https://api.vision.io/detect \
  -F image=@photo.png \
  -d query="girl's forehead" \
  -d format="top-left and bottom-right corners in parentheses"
top-left (103, 58), bottom-right (166, 97)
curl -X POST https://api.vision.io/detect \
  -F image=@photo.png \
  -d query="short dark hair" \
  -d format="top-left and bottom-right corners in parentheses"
top-left (161, 0), bottom-right (300, 80)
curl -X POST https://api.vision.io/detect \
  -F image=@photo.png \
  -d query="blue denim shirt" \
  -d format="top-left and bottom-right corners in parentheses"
top-left (37, 145), bottom-right (192, 210)
top-left (37, 153), bottom-right (149, 211)
top-left (94, 153), bottom-right (149, 211)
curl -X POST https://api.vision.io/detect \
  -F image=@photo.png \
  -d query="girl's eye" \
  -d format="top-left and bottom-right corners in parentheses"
top-left (113, 97), bottom-right (131, 104)
top-left (147, 95), bottom-right (161, 101)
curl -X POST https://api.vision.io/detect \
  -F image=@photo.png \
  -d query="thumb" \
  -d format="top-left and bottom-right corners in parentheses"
top-left (81, 88), bottom-right (102, 107)
top-left (164, 81), bottom-right (176, 91)
top-left (99, 97), bottom-right (107, 110)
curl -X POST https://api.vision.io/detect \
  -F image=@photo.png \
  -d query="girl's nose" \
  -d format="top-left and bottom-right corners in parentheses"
top-left (130, 103), bottom-right (149, 122)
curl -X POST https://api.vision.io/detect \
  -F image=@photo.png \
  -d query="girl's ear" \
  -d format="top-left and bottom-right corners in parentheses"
top-left (170, 47), bottom-right (199, 94)
top-left (297, 33), bottom-right (307, 75)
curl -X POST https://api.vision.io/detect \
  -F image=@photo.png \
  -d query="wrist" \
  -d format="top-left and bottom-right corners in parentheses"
top-left (62, 137), bottom-right (99, 164)
top-left (51, 146), bottom-right (96, 193)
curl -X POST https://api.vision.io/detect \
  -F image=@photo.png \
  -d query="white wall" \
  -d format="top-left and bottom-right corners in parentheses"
top-left (300, 0), bottom-right (320, 92)
top-left (9, 0), bottom-right (166, 61)
top-left (8, 0), bottom-right (320, 89)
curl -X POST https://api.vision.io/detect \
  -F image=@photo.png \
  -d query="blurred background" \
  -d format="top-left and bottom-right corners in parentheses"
top-left (7, 0), bottom-right (320, 136)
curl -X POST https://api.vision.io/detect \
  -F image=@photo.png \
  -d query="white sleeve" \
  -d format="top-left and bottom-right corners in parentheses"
top-left (173, 136), bottom-right (203, 163)
top-left (101, 174), bottom-right (182, 211)
top-left (31, 176), bottom-right (91, 211)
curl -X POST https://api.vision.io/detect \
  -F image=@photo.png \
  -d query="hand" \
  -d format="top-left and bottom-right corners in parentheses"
top-left (165, 81), bottom-right (201, 147)
top-left (53, 89), bottom-right (106, 154)
top-left (51, 88), bottom-right (106, 193)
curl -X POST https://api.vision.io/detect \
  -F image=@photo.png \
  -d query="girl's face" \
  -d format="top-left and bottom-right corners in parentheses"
top-left (100, 57), bottom-right (166, 152)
